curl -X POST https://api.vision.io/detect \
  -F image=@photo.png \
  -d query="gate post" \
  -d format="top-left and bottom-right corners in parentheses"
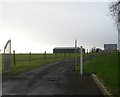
top-left (4, 40), bottom-right (11, 72)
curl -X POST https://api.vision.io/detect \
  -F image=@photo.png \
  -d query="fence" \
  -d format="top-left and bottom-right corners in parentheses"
top-left (10, 52), bottom-right (80, 65)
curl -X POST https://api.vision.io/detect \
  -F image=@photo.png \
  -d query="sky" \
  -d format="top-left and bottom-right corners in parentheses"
top-left (0, 0), bottom-right (118, 53)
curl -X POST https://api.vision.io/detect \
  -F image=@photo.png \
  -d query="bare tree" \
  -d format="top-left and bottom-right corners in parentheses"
top-left (109, 0), bottom-right (120, 51)
top-left (90, 47), bottom-right (96, 53)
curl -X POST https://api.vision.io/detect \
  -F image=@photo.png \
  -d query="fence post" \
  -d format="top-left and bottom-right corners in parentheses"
top-left (13, 50), bottom-right (16, 65)
top-left (29, 52), bottom-right (31, 61)
top-left (80, 46), bottom-right (83, 75)
top-left (44, 51), bottom-right (46, 61)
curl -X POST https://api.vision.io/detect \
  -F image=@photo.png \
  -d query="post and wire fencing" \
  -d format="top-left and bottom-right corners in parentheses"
top-left (2, 40), bottom-right (83, 74)
top-left (2, 50), bottom-right (77, 73)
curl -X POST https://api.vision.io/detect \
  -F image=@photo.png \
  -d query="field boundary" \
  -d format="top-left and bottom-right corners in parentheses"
top-left (91, 73), bottom-right (113, 97)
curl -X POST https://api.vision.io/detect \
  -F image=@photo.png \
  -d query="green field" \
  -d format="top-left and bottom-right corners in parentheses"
top-left (84, 52), bottom-right (119, 96)
top-left (1, 52), bottom-right (119, 96)
top-left (0, 54), bottom-right (2, 74)
top-left (1, 53), bottom-right (79, 76)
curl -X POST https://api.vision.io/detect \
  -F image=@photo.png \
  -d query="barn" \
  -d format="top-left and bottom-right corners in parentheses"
top-left (53, 47), bottom-right (80, 53)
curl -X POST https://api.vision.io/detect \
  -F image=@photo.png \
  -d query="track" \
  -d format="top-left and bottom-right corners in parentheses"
top-left (2, 59), bottom-right (103, 95)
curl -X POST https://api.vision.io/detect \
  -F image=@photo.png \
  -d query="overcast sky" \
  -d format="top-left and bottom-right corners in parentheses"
top-left (0, 1), bottom-right (118, 53)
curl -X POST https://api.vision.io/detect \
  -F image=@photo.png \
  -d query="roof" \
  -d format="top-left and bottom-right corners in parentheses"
top-left (53, 47), bottom-right (80, 49)
top-left (104, 44), bottom-right (117, 45)
top-left (104, 44), bottom-right (117, 47)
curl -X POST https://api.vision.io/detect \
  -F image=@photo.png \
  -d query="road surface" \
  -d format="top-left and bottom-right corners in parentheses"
top-left (2, 59), bottom-right (102, 95)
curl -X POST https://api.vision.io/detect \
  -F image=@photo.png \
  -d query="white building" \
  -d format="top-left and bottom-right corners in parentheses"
top-left (104, 44), bottom-right (117, 52)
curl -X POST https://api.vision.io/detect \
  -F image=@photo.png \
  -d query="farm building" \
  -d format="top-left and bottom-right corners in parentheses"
top-left (104, 44), bottom-right (117, 52)
top-left (53, 47), bottom-right (85, 53)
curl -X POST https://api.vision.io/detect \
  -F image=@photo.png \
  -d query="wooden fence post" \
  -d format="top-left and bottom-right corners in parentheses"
top-left (13, 50), bottom-right (16, 65)
top-left (29, 52), bottom-right (31, 61)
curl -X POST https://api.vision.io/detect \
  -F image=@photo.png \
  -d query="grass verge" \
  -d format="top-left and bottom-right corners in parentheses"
top-left (84, 52), bottom-right (119, 96)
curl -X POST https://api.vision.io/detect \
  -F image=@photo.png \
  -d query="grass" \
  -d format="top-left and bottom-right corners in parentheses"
top-left (84, 52), bottom-right (119, 96)
top-left (1, 52), bottom-right (119, 96)
top-left (0, 54), bottom-right (2, 74)
top-left (1, 53), bottom-right (80, 76)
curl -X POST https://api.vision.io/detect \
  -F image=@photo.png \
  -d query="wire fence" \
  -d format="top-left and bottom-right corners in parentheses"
top-left (5, 52), bottom-right (81, 66)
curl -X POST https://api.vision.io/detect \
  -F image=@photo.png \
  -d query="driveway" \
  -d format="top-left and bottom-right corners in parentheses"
top-left (2, 59), bottom-right (102, 95)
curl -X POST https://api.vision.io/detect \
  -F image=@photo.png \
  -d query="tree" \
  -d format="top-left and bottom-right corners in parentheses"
top-left (90, 47), bottom-right (96, 53)
top-left (109, 0), bottom-right (120, 51)
top-left (82, 48), bottom-right (85, 54)
top-left (96, 48), bottom-right (102, 53)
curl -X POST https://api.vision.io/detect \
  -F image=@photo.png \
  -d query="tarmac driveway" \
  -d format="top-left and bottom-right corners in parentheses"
top-left (2, 59), bottom-right (102, 95)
